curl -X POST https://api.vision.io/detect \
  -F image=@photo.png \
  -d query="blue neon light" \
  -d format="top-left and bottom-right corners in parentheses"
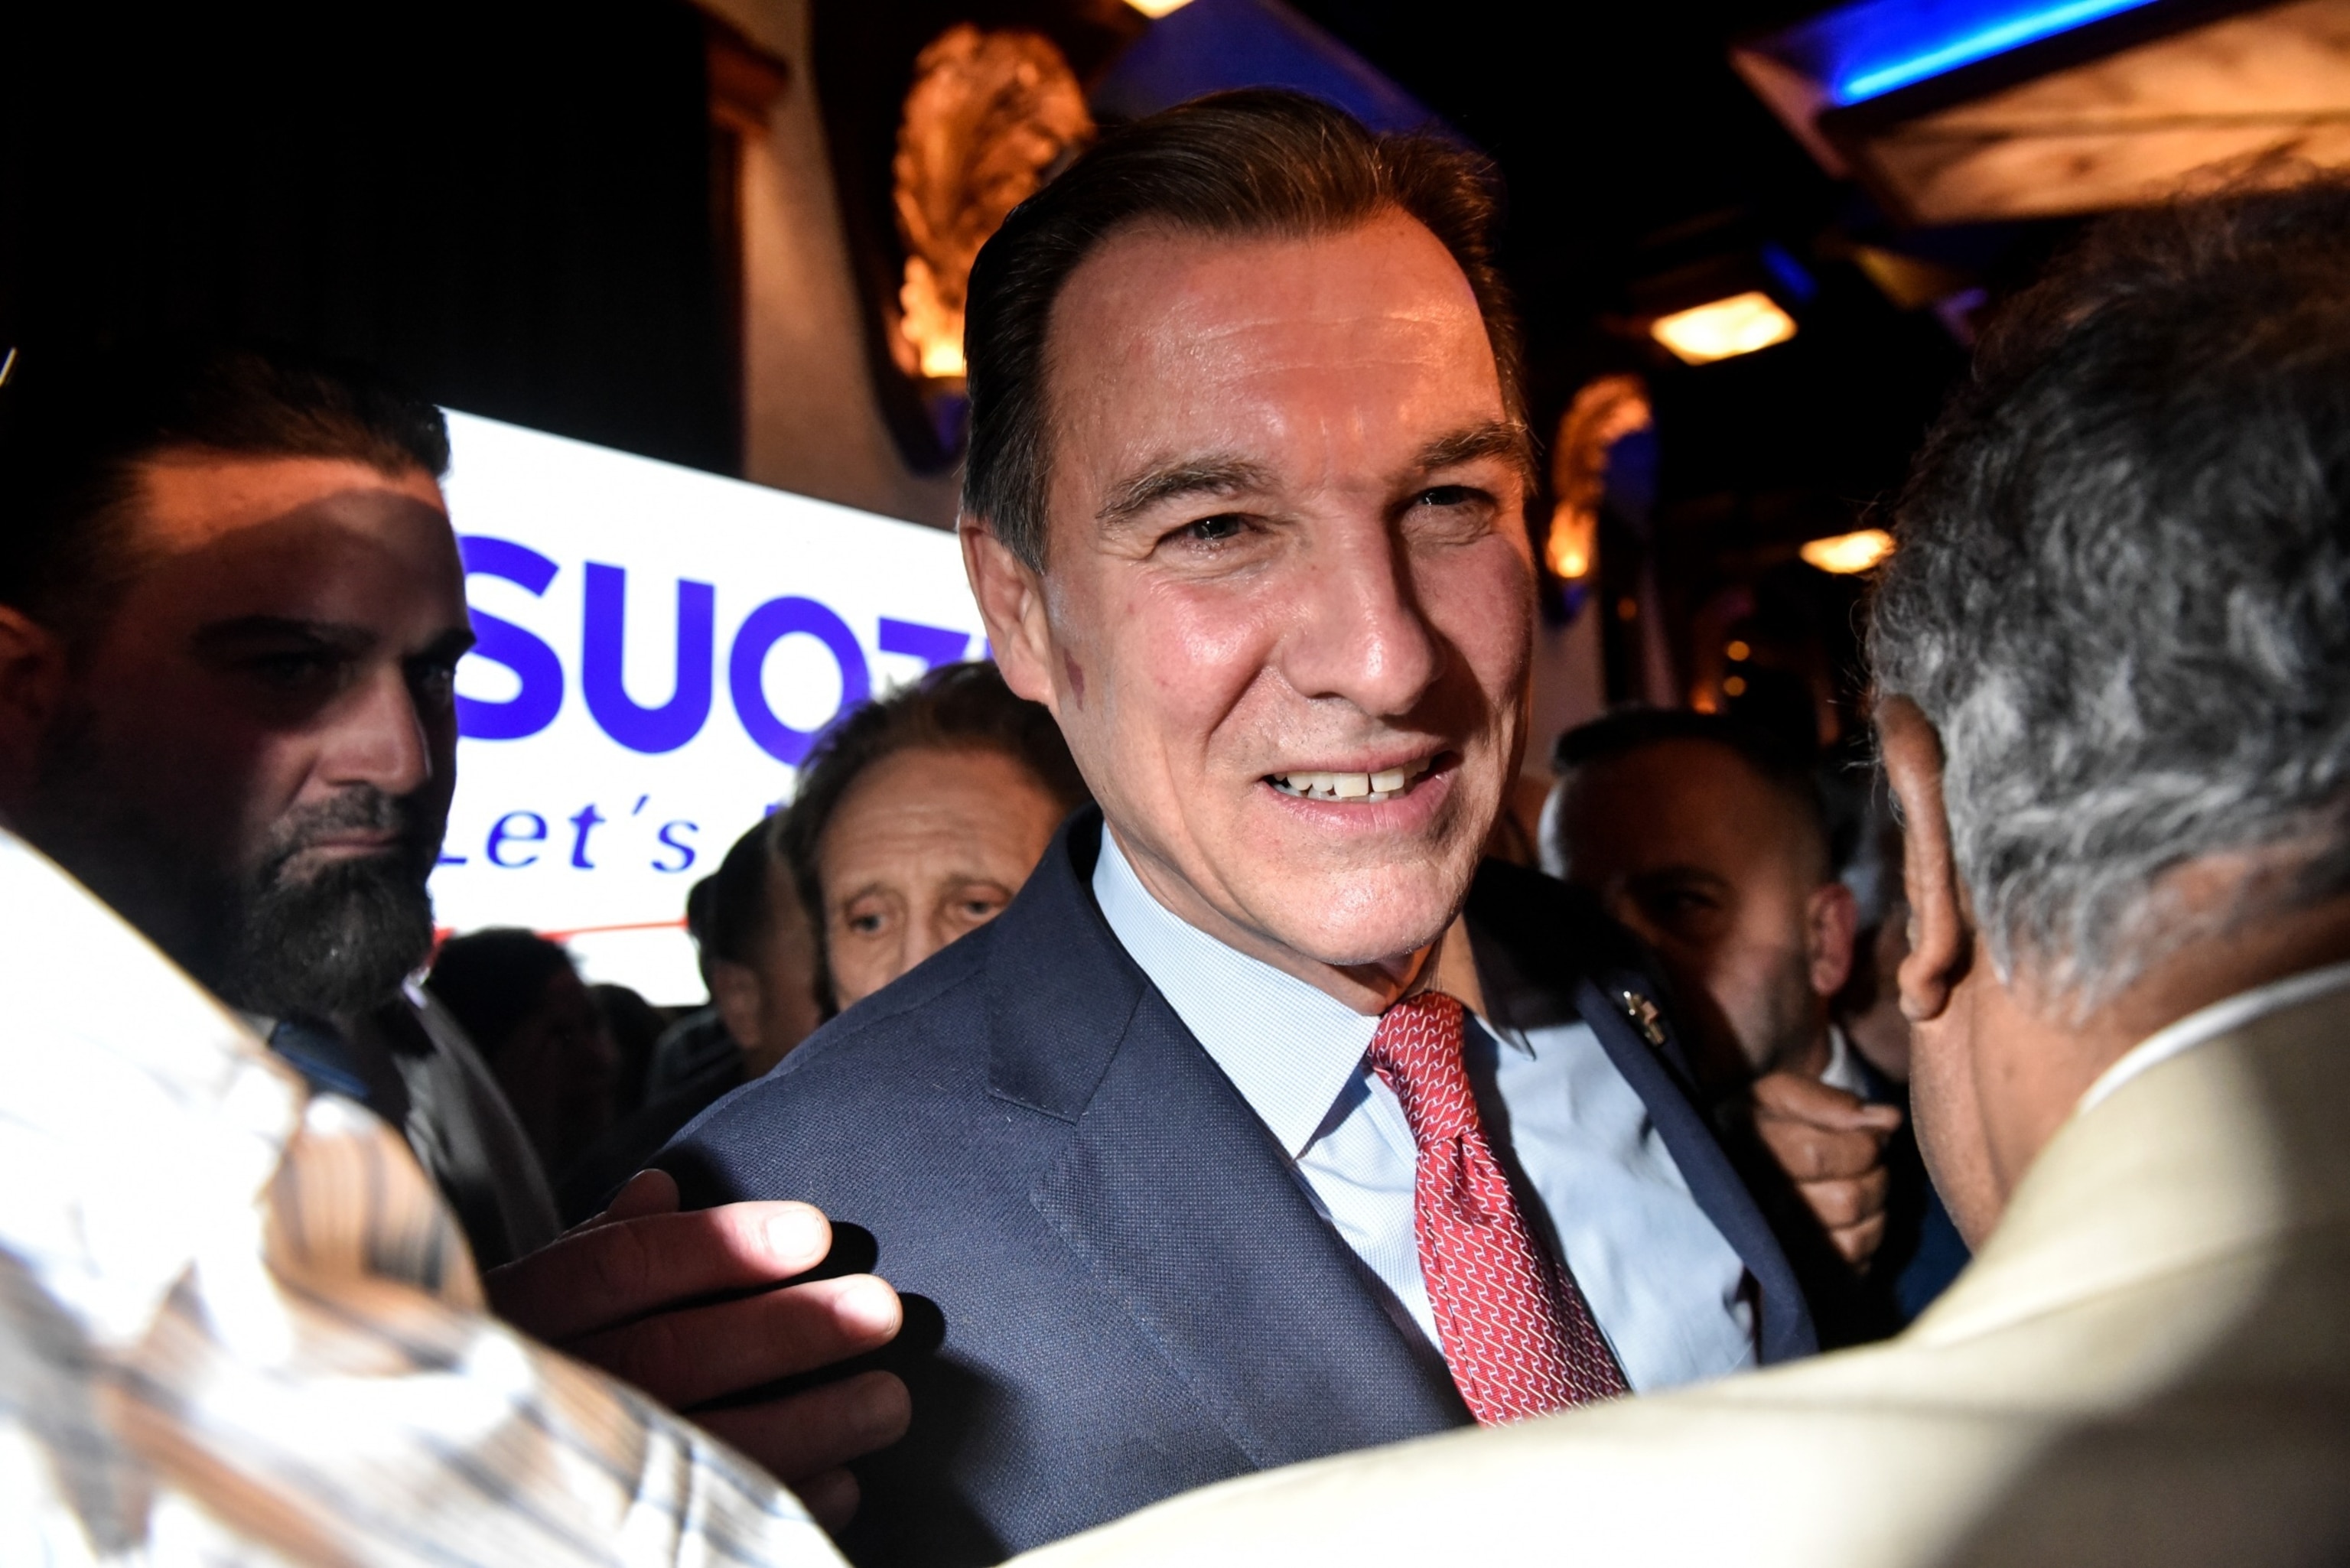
top-left (1778, 0), bottom-right (2165, 106)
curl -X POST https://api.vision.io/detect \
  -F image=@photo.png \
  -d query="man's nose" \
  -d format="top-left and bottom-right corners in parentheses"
top-left (321, 665), bottom-right (435, 795)
top-left (1279, 519), bottom-right (1440, 717)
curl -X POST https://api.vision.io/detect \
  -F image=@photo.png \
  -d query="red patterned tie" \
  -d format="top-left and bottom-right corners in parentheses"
top-left (1367, 991), bottom-right (1629, 1422)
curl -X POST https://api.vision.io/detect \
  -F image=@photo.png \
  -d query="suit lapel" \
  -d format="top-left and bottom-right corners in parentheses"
top-left (994, 812), bottom-right (1466, 1467)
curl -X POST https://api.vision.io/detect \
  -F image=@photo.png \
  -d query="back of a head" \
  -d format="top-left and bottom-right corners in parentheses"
top-left (1545, 707), bottom-right (1832, 881)
top-left (962, 89), bottom-right (1523, 569)
top-left (1870, 175), bottom-right (2350, 1007)
top-left (0, 339), bottom-right (450, 643)
top-left (426, 927), bottom-right (578, 1062)
top-left (705, 815), bottom-right (786, 969)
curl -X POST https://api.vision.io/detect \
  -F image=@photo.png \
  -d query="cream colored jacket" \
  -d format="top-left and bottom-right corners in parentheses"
top-left (1020, 977), bottom-right (2350, 1568)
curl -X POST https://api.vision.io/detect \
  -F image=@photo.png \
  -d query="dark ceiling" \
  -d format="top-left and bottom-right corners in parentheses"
top-left (1287, 0), bottom-right (1988, 529)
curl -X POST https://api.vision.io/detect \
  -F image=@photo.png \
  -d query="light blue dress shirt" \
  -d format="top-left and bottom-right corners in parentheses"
top-left (1092, 827), bottom-right (1758, 1393)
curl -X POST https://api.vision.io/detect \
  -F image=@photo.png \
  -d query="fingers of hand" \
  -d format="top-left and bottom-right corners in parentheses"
top-left (1754, 1108), bottom-right (1887, 1183)
top-left (1797, 1166), bottom-right (1889, 1232)
top-left (1752, 1071), bottom-right (1905, 1134)
top-left (565, 1274), bottom-right (903, 1411)
top-left (487, 1201), bottom-right (836, 1343)
top-left (693, 1371), bottom-right (910, 1493)
top-left (1829, 1211), bottom-right (1889, 1268)
top-left (786, 1468), bottom-right (862, 1534)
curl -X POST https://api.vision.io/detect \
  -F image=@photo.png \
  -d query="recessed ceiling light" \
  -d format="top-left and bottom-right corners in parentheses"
top-left (1651, 291), bottom-right (1798, 365)
top-left (1800, 528), bottom-right (1896, 574)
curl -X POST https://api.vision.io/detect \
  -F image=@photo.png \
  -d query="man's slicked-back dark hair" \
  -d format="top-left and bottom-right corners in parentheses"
top-left (0, 340), bottom-right (450, 642)
top-left (962, 89), bottom-right (1526, 568)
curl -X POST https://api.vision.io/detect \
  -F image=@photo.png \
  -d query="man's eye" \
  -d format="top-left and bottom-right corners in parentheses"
top-left (1172, 513), bottom-right (1248, 545)
top-left (412, 662), bottom-right (460, 705)
top-left (1649, 890), bottom-right (1718, 922)
top-left (249, 652), bottom-right (339, 688)
top-left (1414, 485), bottom-right (1482, 510)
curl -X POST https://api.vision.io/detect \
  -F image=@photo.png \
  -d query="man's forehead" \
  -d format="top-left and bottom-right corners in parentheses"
top-left (1045, 215), bottom-right (1512, 506)
top-left (135, 451), bottom-right (448, 553)
top-left (113, 452), bottom-right (466, 637)
top-left (1571, 742), bottom-right (1823, 869)
top-left (1055, 214), bottom-right (1489, 376)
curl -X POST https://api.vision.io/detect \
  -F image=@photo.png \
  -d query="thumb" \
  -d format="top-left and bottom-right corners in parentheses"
top-left (574, 1167), bottom-right (680, 1234)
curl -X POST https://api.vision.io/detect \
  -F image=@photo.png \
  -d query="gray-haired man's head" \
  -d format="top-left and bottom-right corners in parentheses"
top-left (1870, 176), bottom-right (2350, 1013)
top-left (1867, 175), bottom-right (2350, 1245)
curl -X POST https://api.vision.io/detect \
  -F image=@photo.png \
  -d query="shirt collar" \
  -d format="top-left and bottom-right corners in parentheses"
top-left (1092, 824), bottom-right (1380, 1157)
top-left (1818, 1023), bottom-right (1871, 1098)
top-left (2077, 955), bottom-right (2350, 1117)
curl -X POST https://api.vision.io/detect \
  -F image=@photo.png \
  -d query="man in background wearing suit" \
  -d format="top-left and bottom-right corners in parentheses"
top-left (670, 90), bottom-right (1834, 1565)
top-left (1543, 708), bottom-right (1968, 1342)
top-left (1014, 177), bottom-right (2350, 1568)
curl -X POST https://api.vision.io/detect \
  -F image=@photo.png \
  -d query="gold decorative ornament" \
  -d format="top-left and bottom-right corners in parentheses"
top-left (892, 25), bottom-right (1093, 382)
top-left (1546, 375), bottom-right (1653, 581)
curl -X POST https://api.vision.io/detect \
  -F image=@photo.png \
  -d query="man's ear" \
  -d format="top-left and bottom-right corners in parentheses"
top-left (959, 517), bottom-right (1058, 711)
top-left (1804, 879), bottom-right (1859, 1000)
top-left (0, 607), bottom-right (67, 809)
top-left (1877, 695), bottom-right (1969, 1024)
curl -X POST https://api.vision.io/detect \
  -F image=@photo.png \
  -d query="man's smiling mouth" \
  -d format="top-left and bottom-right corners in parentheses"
top-left (1266, 755), bottom-right (1437, 803)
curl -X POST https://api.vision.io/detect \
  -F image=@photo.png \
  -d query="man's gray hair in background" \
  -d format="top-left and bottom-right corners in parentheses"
top-left (1869, 174), bottom-right (2350, 1012)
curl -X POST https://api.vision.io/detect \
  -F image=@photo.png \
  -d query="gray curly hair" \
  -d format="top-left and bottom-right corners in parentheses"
top-left (1868, 175), bottom-right (2350, 1011)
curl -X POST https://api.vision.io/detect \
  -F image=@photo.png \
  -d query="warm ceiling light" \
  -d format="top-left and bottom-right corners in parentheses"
top-left (1124, 0), bottom-right (1194, 15)
top-left (1725, 639), bottom-right (1751, 662)
top-left (1801, 528), bottom-right (1896, 574)
top-left (1723, 675), bottom-right (1749, 697)
top-left (1652, 291), bottom-right (1798, 365)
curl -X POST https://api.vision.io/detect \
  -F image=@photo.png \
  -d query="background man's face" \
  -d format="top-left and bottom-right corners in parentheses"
top-left (1547, 739), bottom-right (1843, 1082)
top-left (817, 745), bottom-right (1066, 1010)
top-left (1011, 213), bottom-right (1534, 974)
top-left (24, 453), bottom-right (470, 1017)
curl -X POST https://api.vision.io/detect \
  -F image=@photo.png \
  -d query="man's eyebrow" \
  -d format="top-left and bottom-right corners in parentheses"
top-left (190, 618), bottom-right (477, 661)
top-left (1413, 420), bottom-right (1535, 479)
top-left (191, 616), bottom-right (375, 656)
top-left (1096, 457), bottom-right (1274, 528)
top-left (418, 626), bottom-right (478, 662)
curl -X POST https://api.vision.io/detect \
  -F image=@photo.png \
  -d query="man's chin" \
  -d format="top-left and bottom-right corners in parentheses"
top-left (220, 854), bottom-right (436, 1019)
top-left (1232, 857), bottom-right (1479, 971)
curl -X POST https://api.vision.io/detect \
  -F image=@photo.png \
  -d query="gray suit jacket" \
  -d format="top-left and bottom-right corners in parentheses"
top-left (1018, 974), bottom-right (2350, 1568)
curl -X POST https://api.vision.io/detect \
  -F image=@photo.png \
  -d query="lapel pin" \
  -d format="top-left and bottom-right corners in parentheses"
top-left (1617, 989), bottom-right (1667, 1047)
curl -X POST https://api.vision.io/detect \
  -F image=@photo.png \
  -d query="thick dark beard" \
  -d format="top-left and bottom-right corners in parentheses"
top-left (216, 803), bottom-right (441, 1019)
top-left (28, 708), bottom-right (443, 1019)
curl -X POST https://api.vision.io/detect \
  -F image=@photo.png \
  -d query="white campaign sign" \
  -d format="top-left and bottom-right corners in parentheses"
top-left (431, 411), bottom-right (982, 1001)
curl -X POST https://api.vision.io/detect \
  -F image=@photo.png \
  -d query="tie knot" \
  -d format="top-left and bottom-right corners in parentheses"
top-left (1365, 991), bottom-right (1476, 1145)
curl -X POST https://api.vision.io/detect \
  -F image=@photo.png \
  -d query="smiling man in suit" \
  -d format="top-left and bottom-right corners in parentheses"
top-left (1012, 176), bottom-right (2350, 1568)
top-left (667, 90), bottom-right (1816, 1564)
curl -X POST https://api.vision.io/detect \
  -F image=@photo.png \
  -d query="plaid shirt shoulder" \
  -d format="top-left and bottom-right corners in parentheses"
top-left (0, 830), bottom-right (841, 1567)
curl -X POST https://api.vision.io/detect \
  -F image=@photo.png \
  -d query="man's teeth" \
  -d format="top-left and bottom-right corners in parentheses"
top-left (1268, 758), bottom-right (1434, 802)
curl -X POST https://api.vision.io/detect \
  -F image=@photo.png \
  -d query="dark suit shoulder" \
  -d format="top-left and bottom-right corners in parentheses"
top-left (659, 917), bottom-right (1016, 1209)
